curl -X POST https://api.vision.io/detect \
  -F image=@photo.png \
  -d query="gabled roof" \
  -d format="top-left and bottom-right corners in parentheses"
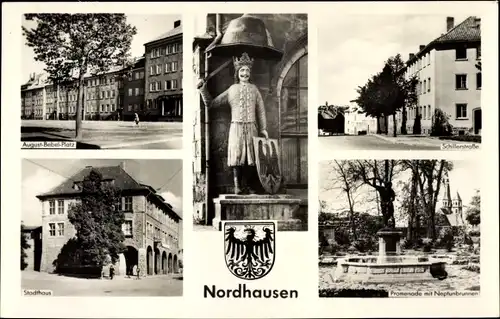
top-left (145, 25), bottom-right (182, 46)
top-left (407, 16), bottom-right (481, 65)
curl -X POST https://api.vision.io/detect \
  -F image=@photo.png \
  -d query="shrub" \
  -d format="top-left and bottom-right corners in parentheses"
top-left (329, 242), bottom-right (343, 255)
top-left (334, 229), bottom-right (351, 247)
top-left (437, 228), bottom-right (455, 252)
top-left (431, 109), bottom-right (453, 136)
top-left (439, 135), bottom-right (481, 143)
top-left (422, 238), bottom-right (433, 252)
top-left (352, 238), bottom-right (377, 253)
top-left (461, 264), bottom-right (480, 273)
top-left (468, 230), bottom-right (480, 237)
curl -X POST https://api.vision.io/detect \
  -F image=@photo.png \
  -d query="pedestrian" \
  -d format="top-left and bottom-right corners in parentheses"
top-left (134, 112), bottom-right (140, 126)
top-left (136, 266), bottom-right (141, 280)
top-left (109, 265), bottom-right (115, 280)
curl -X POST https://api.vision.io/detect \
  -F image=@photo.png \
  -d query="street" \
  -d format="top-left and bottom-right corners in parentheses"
top-left (21, 120), bottom-right (183, 149)
top-left (319, 135), bottom-right (441, 151)
top-left (22, 270), bottom-right (183, 296)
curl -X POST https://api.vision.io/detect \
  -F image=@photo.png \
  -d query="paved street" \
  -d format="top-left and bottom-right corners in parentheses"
top-left (21, 120), bottom-right (183, 149)
top-left (22, 271), bottom-right (182, 296)
top-left (319, 135), bottom-right (441, 150)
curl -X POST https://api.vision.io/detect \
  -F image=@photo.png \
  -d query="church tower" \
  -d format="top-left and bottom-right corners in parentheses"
top-left (452, 191), bottom-right (464, 226)
top-left (441, 173), bottom-right (452, 209)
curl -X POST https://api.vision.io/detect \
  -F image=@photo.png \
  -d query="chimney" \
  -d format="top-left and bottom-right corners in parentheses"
top-left (419, 45), bottom-right (425, 52)
top-left (174, 20), bottom-right (181, 28)
top-left (119, 161), bottom-right (126, 170)
top-left (409, 53), bottom-right (415, 60)
top-left (446, 17), bottom-right (454, 32)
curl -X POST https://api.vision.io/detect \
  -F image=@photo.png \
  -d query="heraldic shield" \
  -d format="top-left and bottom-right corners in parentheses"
top-left (253, 137), bottom-right (282, 194)
top-left (224, 221), bottom-right (276, 280)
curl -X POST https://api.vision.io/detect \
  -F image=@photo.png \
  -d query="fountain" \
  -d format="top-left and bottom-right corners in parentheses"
top-left (331, 228), bottom-right (448, 283)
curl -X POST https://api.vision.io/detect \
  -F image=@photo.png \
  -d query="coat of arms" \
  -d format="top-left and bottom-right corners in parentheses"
top-left (253, 137), bottom-right (282, 194)
top-left (224, 221), bottom-right (276, 280)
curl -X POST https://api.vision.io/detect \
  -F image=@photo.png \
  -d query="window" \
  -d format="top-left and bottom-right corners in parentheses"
top-left (428, 78), bottom-right (431, 92)
top-left (111, 91), bottom-right (115, 98)
top-left (165, 63), bottom-right (171, 73)
top-left (134, 72), bottom-right (140, 80)
top-left (135, 88), bottom-right (139, 96)
top-left (134, 104), bottom-right (138, 110)
top-left (49, 223), bottom-right (56, 236)
top-left (140, 71), bottom-right (144, 79)
top-left (124, 197), bottom-right (133, 211)
top-left (428, 106), bottom-right (432, 120)
top-left (423, 80), bottom-right (426, 93)
top-left (106, 104), bottom-right (110, 112)
top-left (156, 65), bottom-right (162, 74)
top-left (167, 44), bottom-right (173, 54)
top-left (111, 104), bottom-right (115, 112)
top-left (476, 73), bottom-right (482, 89)
top-left (280, 52), bottom-right (308, 187)
top-left (172, 61), bottom-right (178, 72)
top-left (57, 200), bottom-right (64, 215)
top-left (49, 200), bottom-right (55, 215)
top-left (57, 222), bottom-right (65, 236)
top-left (122, 220), bottom-right (133, 237)
top-left (128, 104), bottom-right (132, 111)
top-left (150, 66), bottom-right (154, 75)
top-left (423, 105), bottom-right (426, 119)
top-left (176, 43), bottom-right (182, 52)
top-left (165, 80), bottom-right (172, 90)
top-left (455, 74), bottom-right (467, 89)
top-left (172, 79), bottom-right (178, 89)
top-left (476, 45), bottom-right (481, 59)
top-left (456, 46), bottom-right (467, 60)
top-left (456, 103), bottom-right (467, 119)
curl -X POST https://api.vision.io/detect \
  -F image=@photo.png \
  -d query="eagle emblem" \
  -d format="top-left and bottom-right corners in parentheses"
top-left (224, 221), bottom-right (276, 280)
top-left (253, 137), bottom-right (282, 194)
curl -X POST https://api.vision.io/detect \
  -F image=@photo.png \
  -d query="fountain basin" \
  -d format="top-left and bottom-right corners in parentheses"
top-left (332, 256), bottom-right (447, 283)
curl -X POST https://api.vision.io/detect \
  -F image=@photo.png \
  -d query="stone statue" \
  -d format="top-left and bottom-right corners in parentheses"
top-left (373, 180), bottom-right (396, 227)
top-left (198, 52), bottom-right (269, 195)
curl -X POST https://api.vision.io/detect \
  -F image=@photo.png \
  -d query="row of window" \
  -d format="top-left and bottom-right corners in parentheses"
top-left (150, 43), bottom-right (182, 59)
top-left (456, 46), bottom-right (481, 61)
top-left (87, 90), bottom-right (116, 100)
top-left (128, 71), bottom-right (145, 81)
top-left (149, 62), bottom-right (179, 76)
top-left (455, 73), bottom-right (482, 90)
top-left (127, 104), bottom-right (146, 111)
top-left (127, 88), bottom-right (145, 97)
top-left (418, 78), bottom-right (431, 95)
top-left (48, 222), bottom-right (65, 237)
top-left (149, 80), bottom-right (179, 92)
top-left (49, 197), bottom-right (133, 215)
top-left (86, 77), bottom-right (116, 87)
top-left (407, 103), bottom-right (472, 121)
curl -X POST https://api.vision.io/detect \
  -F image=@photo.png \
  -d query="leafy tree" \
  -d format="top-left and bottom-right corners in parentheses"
top-left (466, 190), bottom-right (481, 226)
top-left (21, 224), bottom-right (31, 270)
top-left (66, 169), bottom-right (126, 271)
top-left (22, 14), bottom-right (137, 138)
top-left (353, 75), bottom-right (385, 134)
top-left (431, 108), bottom-right (453, 136)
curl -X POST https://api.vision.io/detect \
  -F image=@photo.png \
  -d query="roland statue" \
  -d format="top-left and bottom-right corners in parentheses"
top-left (198, 52), bottom-right (269, 195)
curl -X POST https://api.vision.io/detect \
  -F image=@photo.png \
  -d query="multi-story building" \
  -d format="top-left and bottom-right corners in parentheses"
top-left (21, 73), bottom-right (48, 120)
top-left (36, 162), bottom-right (182, 277)
top-left (144, 20), bottom-right (183, 121)
top-left (122, 56), bottom-right (146, 121)
top-left (84, 68), bottom-right (123, 121)
top-left (391, 16), bottom-right (481, 136)
top-left (344, 103), bottom-right (378, 135)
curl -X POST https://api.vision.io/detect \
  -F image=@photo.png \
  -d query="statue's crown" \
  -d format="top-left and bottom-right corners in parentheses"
top-left (233, 52), bottom-right (254, 69)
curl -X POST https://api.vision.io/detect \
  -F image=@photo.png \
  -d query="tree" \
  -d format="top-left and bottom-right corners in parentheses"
top-left (23, 14), bottom-right (137, 138)
top-left (353, 75), bottom-right (385, 134)
top-left (21, 224), bottom-right (31, 270)
top-left (66, 169), bottom-right (125, 271)
top-left (413, 112), bottom-right (422, 135)
top-left (346, 160), bottom-right (401, 228)
top-left (466, 190), bottom-right (481, 226)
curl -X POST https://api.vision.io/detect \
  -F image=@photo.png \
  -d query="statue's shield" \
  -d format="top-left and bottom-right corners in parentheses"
top-left (253, 137), bottom-right (282, 194)
top-left (224, 221), bottom-right (276, 280)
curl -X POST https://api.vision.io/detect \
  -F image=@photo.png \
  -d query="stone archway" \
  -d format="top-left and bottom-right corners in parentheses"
top-left (154, 247), bottom-right (160, 275)
top-left (124, 246), bottom-right (138, 276)
top-left (173, 255), bottom-right (178, 274)
top-left (473, 108), bottom-right (481, 135)
top-left (146, 246), bottom-right (153, 275)
top-left (168, 253), bottom-right (173, 274)
top-left (162, 251), bottom-right (167, 274)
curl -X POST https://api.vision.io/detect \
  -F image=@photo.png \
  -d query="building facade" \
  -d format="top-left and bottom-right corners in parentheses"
top-left (21, 225), bottom-right (42, 271)
top-left (144, 20), bottom-right (183, 121)
top-left (122, 57), bottom-right (146, 121)
top-left (36, 163), bottom-right (182, 277)
top-left (344, 103), bottom-right (378, 135)
top-left (390, 16), bottom-right (481, 136)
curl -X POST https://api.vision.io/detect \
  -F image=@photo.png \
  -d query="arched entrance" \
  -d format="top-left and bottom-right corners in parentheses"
top-left (154, 248), bottom-right (160, 275)
top-left (473, 108), bottom-right (481, 135)
top-left (162, 251), bottom-right (167, 274)
top-left (168, 253), bottom-right (173, 274)
top-left (124, 246), bottom-right (138, 276)
top-left (146, 246), bottom-right (153, 275)
top-left (173, 255), bottom-right (178, 274)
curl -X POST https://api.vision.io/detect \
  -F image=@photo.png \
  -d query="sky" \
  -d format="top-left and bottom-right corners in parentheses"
top-left (319, 160), bottom-right (480, 225)
top-left (318, 14), bottom-right (470, 106)
top-left (21, 14), bottom-right (181, 85)
top-left (21, 159), bottom-right (183, 227)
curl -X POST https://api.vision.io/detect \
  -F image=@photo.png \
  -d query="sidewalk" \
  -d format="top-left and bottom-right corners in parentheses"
top-left (370, 133), bottom-right (481, 148)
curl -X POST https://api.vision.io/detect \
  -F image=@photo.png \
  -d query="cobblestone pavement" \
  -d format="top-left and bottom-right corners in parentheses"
top-left (319, 265), bottom-right (480, 292)
top-left (21, 120), bottom-right (182, 149)
top-left (22, 271), bottom-right (183, 296)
